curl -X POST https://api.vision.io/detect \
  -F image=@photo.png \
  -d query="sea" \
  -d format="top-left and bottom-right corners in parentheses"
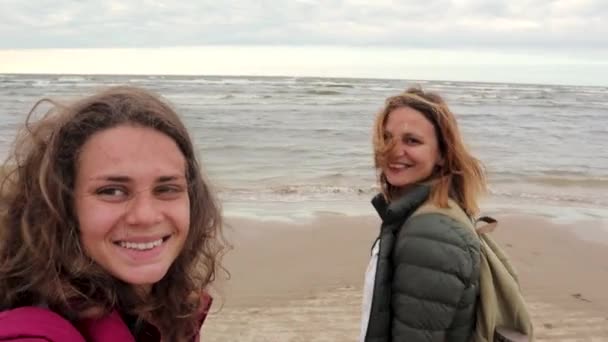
top-left (1, 74), bottom-right (606, 224)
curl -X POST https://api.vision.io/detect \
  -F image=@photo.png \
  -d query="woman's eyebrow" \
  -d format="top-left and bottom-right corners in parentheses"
top-left (91, 175), bottom-right (131, 182)
top-left (157, 175), bottom-right (186, 183)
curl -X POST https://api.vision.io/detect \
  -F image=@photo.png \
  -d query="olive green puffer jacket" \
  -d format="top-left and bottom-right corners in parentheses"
top-left (364, 185), bottom-right (481, 342)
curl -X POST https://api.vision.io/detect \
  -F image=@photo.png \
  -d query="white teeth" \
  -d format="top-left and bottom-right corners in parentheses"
top-left (390, 163), bottom-right (410, 169)
top-left (118, 238), bottom-right (163, 251)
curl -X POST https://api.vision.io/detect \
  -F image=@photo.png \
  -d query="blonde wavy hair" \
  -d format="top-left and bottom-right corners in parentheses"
top-left (372, 86), bottom-right (486, 215)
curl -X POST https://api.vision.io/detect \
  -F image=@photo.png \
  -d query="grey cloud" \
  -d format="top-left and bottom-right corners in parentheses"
top-left (0, 0), bottom-right (606, 50)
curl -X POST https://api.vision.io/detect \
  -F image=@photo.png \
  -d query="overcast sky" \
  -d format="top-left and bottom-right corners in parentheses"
top-left (0, 0), bottom-right (607, 85)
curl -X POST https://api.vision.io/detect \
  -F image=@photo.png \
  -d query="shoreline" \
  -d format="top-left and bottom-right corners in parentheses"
top-left (220, 197), bottom-right (608, 234)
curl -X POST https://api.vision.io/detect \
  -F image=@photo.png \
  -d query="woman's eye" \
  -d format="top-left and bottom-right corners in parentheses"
top-left (155, 185), bottom-right (185, 198)
top-left (95, 187), bottom-right (128, 198)
top-left (403, 137), bottom-right (420, 145)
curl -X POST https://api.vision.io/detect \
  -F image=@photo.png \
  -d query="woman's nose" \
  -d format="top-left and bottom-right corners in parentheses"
top-left (124, 190), bottom-right (163, 226)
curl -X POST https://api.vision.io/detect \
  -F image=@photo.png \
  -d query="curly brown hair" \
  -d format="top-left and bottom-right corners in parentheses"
top-left (372, 86), bottom-right (486, 215)
top-left (0, 86), bottom-right (226, 340)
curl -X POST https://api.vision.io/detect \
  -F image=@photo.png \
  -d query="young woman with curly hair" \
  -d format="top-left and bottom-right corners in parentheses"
top-left (0, 86), bottom-right (226, 341)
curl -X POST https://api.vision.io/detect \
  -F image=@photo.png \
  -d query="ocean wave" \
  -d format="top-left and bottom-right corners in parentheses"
top-left (298, 81), bottom-right (356, 89)
top-left (275, 185), bottom-right (361, 195)
top-left (322, 84), bottom-right (354, 89)
top-left (368, 86), bottom-right (402, 92)
top-left (217, 93), bottom-right (273, 101)
top-left (526, 176), bottom-right (608, 188)
top-left (488, 188), bottom-right (607, 206)
top-left (154, 77), bottom-right (288, 86)
top-left (304, 90), bottom-right (342, 96)
top-left (55, 76), bottom-right (88, 82)
top-left (216, 183), bottom-right (606, 209)
top-left (31, 80), bottom-right (51, 87)
top-left (492, 172), bottom-right (608, 188)
top-left (203, 143), bottom-right (314, 154)
top-left (221, 184), bottom-right (378, 197)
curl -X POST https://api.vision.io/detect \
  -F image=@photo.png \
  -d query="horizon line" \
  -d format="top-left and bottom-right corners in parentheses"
top-left (1, 71), bottom-right (605, 89)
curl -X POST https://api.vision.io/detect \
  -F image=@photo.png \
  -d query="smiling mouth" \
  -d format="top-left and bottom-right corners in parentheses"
top-left (389, 162), bottom-right (413, 170)
top-left (113, 235), bottom-right (171, 251)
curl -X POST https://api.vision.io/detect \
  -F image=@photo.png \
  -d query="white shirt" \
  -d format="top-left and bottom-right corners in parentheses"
top-left (359, 238), bottom-right (380, 342)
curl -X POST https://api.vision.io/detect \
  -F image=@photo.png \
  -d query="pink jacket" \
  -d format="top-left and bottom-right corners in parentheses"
top-left (0, 295), bottom-right (212, 342)
top-left (0, 307), bottom-right (130, 342)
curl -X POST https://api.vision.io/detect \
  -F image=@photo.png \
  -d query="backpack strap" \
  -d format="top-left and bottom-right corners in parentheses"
top-left (411, 199), bottom-right (473, 227)
top-left (412, 201), bottom-right (500, 237)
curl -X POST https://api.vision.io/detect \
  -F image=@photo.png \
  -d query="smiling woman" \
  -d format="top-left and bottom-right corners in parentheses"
top-left (360, 87), bottom-right (486, 342)
top-left (0, 86), bottom-right (226, 341)
top-left (74, 125), bottom-right (192, 288)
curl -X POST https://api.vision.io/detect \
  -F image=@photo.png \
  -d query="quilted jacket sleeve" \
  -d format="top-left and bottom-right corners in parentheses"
top-left (391, 213), bottom-right (481, 342)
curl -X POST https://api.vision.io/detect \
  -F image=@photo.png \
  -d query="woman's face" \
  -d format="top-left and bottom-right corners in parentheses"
top-left (74, 124), bottom-right (190, 286)
top-left (381, 106), bottom-right (442, 189)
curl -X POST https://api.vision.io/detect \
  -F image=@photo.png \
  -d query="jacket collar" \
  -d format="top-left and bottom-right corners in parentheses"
top-left (371, 184), bottom-right (430, 225)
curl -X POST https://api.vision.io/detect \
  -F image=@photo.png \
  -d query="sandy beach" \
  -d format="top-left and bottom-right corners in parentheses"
top-left (201, 213), bottom-right (608, 341)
